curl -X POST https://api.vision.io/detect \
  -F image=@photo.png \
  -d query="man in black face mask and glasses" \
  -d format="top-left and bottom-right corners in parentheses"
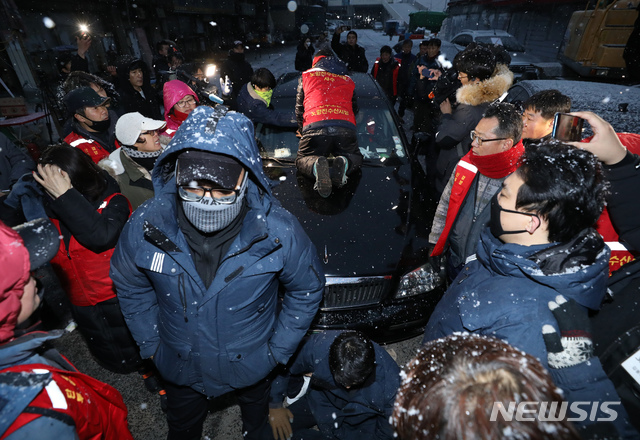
top-left (423, 142), bottom-right (637, 438)
top-left (111, 105), bottom-right (324, 440)
top-left (63, 86), bottom-right (119, 164)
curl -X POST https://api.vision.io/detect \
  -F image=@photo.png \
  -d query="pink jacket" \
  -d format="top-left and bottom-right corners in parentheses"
top-left (161, 80), bottom-right (199, 137)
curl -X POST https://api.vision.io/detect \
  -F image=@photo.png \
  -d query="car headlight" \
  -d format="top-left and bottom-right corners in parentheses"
top-left (395, 258), bottom-right (446, 298)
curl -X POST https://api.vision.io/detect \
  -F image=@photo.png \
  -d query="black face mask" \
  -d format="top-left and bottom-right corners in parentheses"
top-left (490, 192), bottom-right (539, 239)
top-left (86, 117), bottom-right (110, 133)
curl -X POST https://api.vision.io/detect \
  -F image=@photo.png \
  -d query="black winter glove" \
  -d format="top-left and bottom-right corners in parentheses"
top-left (543, 295), bottom-right (594, 369)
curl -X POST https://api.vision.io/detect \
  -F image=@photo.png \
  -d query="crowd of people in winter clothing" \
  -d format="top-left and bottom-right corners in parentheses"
top-left (2, 28), bottom-right (640, 440)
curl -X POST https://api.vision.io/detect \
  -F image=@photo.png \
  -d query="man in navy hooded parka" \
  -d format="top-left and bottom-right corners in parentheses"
top-left (110, 105), bottom-right (325, 439)
top-left (423, 141), bottom-right (636, 438)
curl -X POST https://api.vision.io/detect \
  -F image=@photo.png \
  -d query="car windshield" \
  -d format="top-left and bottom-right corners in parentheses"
top-left (476, 35), bottom-right (525, 52)
top-left (256, 99), bottom-right (406, 164)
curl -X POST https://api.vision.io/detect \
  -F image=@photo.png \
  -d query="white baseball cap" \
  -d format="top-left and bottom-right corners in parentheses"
top-left (115, 112), bottom-right (167, 146)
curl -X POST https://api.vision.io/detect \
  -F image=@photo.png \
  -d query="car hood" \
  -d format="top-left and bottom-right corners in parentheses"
top-left (512, 80), bottom-right (640, 134)
top-left (452, 44), bottom-right (541, 65)
top-left (263, 157), bottom-right (422, 278)
top-left (507, 51), bottom-right (542, 65)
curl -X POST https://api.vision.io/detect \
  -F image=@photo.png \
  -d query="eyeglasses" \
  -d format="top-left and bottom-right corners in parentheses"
top-left (175, 96), bottom-right (196, 108)
top-left (470, 130), bottom-right (508, 146)
top-left (177, 173), bottom-right (246, 204)
top-left (178, 185), bottom-right (241, 204)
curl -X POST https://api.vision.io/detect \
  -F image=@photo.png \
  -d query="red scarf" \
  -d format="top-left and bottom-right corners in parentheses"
top-left (172, 109), bottom-right (190, 123)
top-left (431, 140), bottom-right (525, 256)
top-left (468, 140), bottom-right (525, 179)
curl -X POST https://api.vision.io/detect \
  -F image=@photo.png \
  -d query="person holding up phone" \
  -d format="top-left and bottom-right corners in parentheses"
top-left (521, 89), bottom-right (572, 145)
top-left (569, 111), bottom-right (640, 433)
top-left (552, 113), bottom-right (585, 142)
top-left (331, 26), bottom-right (368, 73)
top-left (408, 38), bottom-right (443, 132)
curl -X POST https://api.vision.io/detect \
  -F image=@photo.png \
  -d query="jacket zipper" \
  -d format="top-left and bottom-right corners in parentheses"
top-left (179, 273), bottom-right (188, 322)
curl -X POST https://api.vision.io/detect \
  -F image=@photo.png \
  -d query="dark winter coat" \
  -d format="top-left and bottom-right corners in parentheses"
top-left (219, 50), bottom-right (254, 106)
top-left (434, 66), bottom-right (513, 194)
top-left (331, 33), bottom-right (368, 73)
top-left (295, 40), bottom-right (315, 72)
top-left (270, 330), bottom-right (399, 440)
top-left (42, 173), bottom-right (141, 373)
top-left (0, 133), bottom-right (35, 192)
top-left (110, 106), bottom-right (325, 397)
top-left (116, 58), bottom-right (162, 120)
top-left (394, 51), bottom-right (416, 96)
top-left (371, 57), bottom-right (399, 101)
top-left (604, 150), bottom-right (640, 252)
top-left (236, 83), bottom-right (297, 128)
top-left (45, 175), bottom-right (130, 306)
top-left (408, 53), bottom-right (442, 100)
top-left (423, 227), bottom-right (636, 437)
top-left (0, 331), bottom-right (133, 439)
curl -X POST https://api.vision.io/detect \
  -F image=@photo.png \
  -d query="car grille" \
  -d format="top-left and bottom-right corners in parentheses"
top-left (321, 276), bottom-right (392, 310)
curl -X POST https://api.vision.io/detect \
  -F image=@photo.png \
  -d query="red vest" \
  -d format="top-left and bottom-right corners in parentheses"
top-left (301, 68), bottom-right (356, 128)
top-left (372, 57), bottom-right (400, 96)
top-left (1, 362), bottom-right (133, 439)
top-left (63, 132), bottom-right (115, 164)
top-left (50, 194), bottom-right (130, 307)
top-left (431, 156), bottom-right (479, 257)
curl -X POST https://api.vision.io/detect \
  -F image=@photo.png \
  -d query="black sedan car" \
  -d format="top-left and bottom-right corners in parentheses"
top-left (255, 72), bottom-right (446, 342)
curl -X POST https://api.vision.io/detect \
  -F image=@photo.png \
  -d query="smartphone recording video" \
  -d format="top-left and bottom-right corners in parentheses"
top-left (552, 113), bottom-right (584, 142)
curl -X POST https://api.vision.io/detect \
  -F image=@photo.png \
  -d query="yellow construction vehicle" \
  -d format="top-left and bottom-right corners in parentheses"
top-left (559, 0), bottom-right (639, 79)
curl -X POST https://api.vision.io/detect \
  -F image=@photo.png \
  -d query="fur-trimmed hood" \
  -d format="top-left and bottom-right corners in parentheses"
top-left (456, 65), bottom-right (514, 107)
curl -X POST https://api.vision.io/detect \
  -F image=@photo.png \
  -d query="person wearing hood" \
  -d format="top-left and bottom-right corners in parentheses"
top-left (434, 45), bottom-right (513, 195)
top-left (219, 41), bottom-right (254, 110)
top-left (0, 218), bottom-right (134, 439)
top-left (110, 106), bottom-right (325, 439)
top-left (295, 36), bottom-right (315, 72)
top-left (423, 141), bottom-right (636, 438)
top-left (160, 79), bottom-right (199, 141)
top-left (115, 57), bottom-right (162, 120)
top-left (331, 27), bottom-right (368, 73)
top-left (295, 49), bottom-right (361, 198)
top-left (236, 68), bottom-right (296, 128)
top-left (107, 112), bottom-right (167, 210)
top-left (429, 102), bottom-right (525, 281)
top-left (62, 87), bottom-right (119, 164)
